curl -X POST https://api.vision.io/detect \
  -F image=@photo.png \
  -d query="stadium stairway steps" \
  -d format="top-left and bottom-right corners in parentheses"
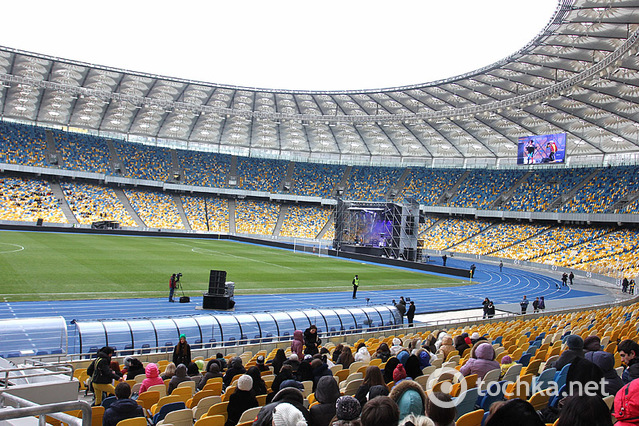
top-left (608, 189), bottom-right (639, 213)
top-left (49, 181), bottom-right (78, 225)
top-left (436, 170), bottom-right (471, 205)
top-left (272, 204), bottom-right (288, 236)
top-left (105, 138), bottom-right (125, 175)
top-left (228, 156), bottom-right (238, 187)
top-left (386, 168), bottom-right (411, 200)
top-left (172, 194), bottom-right (192, 231)
top-left (280, 162), bottom-right (295, 193)
top-left (113, 188), bottom-right (144, 227)
top-left (169, 150), bottom-right (184, 183)
top-left (317, 212), bottom-right (334, 240)
top-left (228, 199), bottom-right (236, 233)
top-left (44, 130), bottom-right (63, 168)
top-left (448, 221), bottom-right (499, 252)
top-left (490, 170), bottom-right (532, 209)
top-left (333, 165), bottom-right (352, 197)
top-left (550, 168), bottom-right (601, 211)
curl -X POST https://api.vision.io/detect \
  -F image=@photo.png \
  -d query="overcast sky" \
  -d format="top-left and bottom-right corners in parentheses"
top-left (0, 1), bottom-right (558, 91)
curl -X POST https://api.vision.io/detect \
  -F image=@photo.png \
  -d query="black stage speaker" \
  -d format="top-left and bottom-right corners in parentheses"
top-left (202, 294), bottom-right (235, 310)
top-left (208, 270), bottom-right (227, 295)
top-left (36, 218), bottom-right (43, 226)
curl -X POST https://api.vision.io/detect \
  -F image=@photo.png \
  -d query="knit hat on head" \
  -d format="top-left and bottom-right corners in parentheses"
top-left (237, 374), bottom-right (253, 391)
top-left (501, 355), bottom-right (513, 364)
top-left (471, 332), bottom-right (480, 340)
top-left (566, 334), bottom-right (584, 351)
top-left (179, 334), bottom-right (186, 339)
top-left (392, 338), bottom-right (402, 346)
top-left (257, 355), bottom-right (265, 364)
top-left (397, 350), bottom-right (410, 366)
top-left (304, 354), bottom-right (313, 360)
top-left (393, 363), bottom-right (407, 382)
top-left (583, 336), bottom-right (602, 352)
top-left (289, 353), bottom-right (298, 361)
top-left (272, 402), bottom-right (307, 426)
top-left (335, 396), bottom-right (361, 421)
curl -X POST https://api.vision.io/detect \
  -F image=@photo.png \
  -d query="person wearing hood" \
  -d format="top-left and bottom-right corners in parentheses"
top-left (139, 363), bottom-right (164, 394)
top-left (172, 334), bottom-right (191, 367)
top-left (199, 361), bottom-right (224, 390)
top-left (102, 382), bottom-right (144, 426)
top-left (296, 359), bottom-right (313, 383)
top-left (124, 357), bottom-right (145, 381)
top-left (551, 335), bottom-right (585, 371)
top-left (383, 357), bottom-right (400, 384)
top-left (310, 375), bottom-right (341, 426)
top-left (247, 366), bottom-right (268, 396)
top-left (291, 330), bottom-right (304, 360)
top-left (453, 336), bottom-right (470, 357)
top-left (374, 343), bottom-right (391, 362)
top-left (168, 363), bottom-right (191, 395)
top-left (354, 345), bottom-right (371, 363)
top-left (354, 366), bottom-right (385, 407)
top-left (585, 350), bottom-right (624, 396)
top-left (225, 374), bottom-right (259, 426)
top-left (389, 378), bottom-right (427, 421)
top-left (270, 365), bottom-right (295, 398)
top-left (460, 342), bottom-right (500, 379)
top-left (436, 336), bottom-right (455, 361)
top-left (269, 348), bottom-right (287, 375)
top-left (304, 325), bottom-right (321, 356)
top-left (404, 355), bottom-right (423, 380)
top-left (414, 349), bottom-right (431, 369)
top-left (87, 346), bottom-right (123, 405)
top-left (310, 358), bottom-right (332, 392)
top-left (283, 353), bottom-right (301, 372)
top-left (583, 336), bottom-right (602, 352)
top-left (390, 338), bottom-right (404, 357)
top-left (254, 386), bottom-right (312, 426)
top-left (396, 350), bottom-right (410, 367)
top-left (223, 357), bottom-right (247, 389)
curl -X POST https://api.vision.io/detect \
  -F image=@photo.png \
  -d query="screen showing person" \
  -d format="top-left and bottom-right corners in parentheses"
top-left (517, 133), bottom-right (566, 165)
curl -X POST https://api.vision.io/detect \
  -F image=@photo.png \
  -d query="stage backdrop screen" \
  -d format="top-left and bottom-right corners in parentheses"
top-left (517, 133), bottom-right (566, 165)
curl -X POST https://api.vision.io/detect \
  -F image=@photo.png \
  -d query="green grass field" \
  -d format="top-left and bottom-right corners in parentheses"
top-left (0, 230), bottom-right (463, 301)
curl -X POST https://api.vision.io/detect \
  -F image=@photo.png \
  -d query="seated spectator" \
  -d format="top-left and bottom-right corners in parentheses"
top-left (383, 357), bottom-right (400, 384)
top-left (318, 349), bottom-right (335, 368)
top-left (311, 358), bottom-right (332, 391)
top-left (331, 396), bottom-right (361, 426)
top-left (361, 396), bottom-right (399, 426)
top-left (272, 402), bottom-right (308, 426)
top-left (470, 332), bottom-right (486, 345)
top-left (583, 336), bottom-right (602, 352)
top-left (399, 415), bottom-right (435, 426)
top-left (271, 365), bottom-right (295, 397)
top-left (270, 348), bottom-right (287, 375)
top-left (404, 355), bottom-right (423, 379)
top-left (392, 364), bottom-right (409, 387)
top-left (247, 366), bottom-right (268, 396)
top-left (484, 399), bottom-right (544, 426)
top-left (102, 382), bottom-right (144, 426)
top-left (374, 343), bottom-right (391, 363)
top-left (283, 354), bottom-right (301, 372)
top-left (585, 350), bottom-right (624, 396)
top-left (168, 363), bottom-right (191, 395)
top-left (215, 353), bottom-right (228, 370)
top-left (337, 347), bottom-right (355, 369)
top-left (354, 366), bottom-right (386, 407)
top-left (556, 395), bottom-right (613, 426)
top-left (110, 361), bottom-right (123, 378)
top-left (414, 348), bottom-right (431, 369)
top-left (225, 374), bottom-right (258, 426)
top-left (389, 379), bottom-right (427, 421)
top-left (566, 357), bottom-right (604, 397)
top-left (310, 375), bottom-right (340, 426)
top-left (454, 335), bottom-right (470, 357)
top-left (551, 335), bottom-right (585, 371)
top-left (332, 344), bottom-right (344, 364)
top-left (160, 362), bottom-right (176, 380)
top-left (368, 385), bottom-right (389, 400)
top-left (436, 336), bottom-right (455, 361)
top-left (188, 362), bottom-right (203, 382)
top-left (124, 357), bottom-right (145, 380)
top-left (255, 387), bottom-right (312, 426)
top-left (255, 355), bottom-right (269, 372)
top-left (296, 358), bottom-right (313, 382)
top-left (355, 345), bottom-right (371, 363)
top-left (424, 392), bottom-right (456, 426)
top-left (198, 361), bottom-right (224, 390)
top-left (618, 339), bottom-right (639, 384)
top-left (459, 342), bottom-right (500, 379)
top-left (390, 338), bottom-right (404, 356)
top-left (223, 357), bottom-right (246, 389)
top-left (500, 355), bottom-right (515, 378)
top-left (139, 363), bottom-right (164, 394)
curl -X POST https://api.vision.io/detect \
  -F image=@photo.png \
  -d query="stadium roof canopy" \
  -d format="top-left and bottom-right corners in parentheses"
top-left (2, 0), bottom-right (639, 168)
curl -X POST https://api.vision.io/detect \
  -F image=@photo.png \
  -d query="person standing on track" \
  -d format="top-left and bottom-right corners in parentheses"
top-left (569, 271), bottom-right (574, 286)
top-left (520, 296), bottom-right (529, 315)
top-left (169, 273), bottom-right (177, 302)
top-left (352, 275), bottom-right (359, 299)
top-left (406, 301), bottom-right (416, 327)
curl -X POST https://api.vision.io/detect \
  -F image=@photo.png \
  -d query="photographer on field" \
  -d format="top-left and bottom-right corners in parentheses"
top-left (169, 273), bottom-right (181, 302)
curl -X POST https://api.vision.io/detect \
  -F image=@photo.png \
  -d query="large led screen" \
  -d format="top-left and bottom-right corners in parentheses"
top-left (517, 133), bottom-right (566, 165)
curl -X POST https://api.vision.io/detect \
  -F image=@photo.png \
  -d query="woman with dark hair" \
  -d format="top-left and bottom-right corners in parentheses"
top-left (246, 366), bottom-right (267, 396)
top-left (354, 366), bottom-right (386, 406)
top-left (360, 396), bottom-right (399, 426)
top-left (383, 357), bottom-right (400, 384)
top-left (311, 358), bottom-right (333, 391)
top-left (555, 395), bottom-right (613, 426)
top-left (484, 399), bottom-right (544, 426)
top-left (374, 343), bottom-right (391, 362)
top-left (271, 364), bottom-right (294, 395)
top-left (337, 346), bottom-right (355, 369)
top-left (425, 392), bottom-right (456, 426)
top-left (453, 335), bottom-right (470, 357)
top-left (269, 348), bottom-right (287, 375)
top-left (304, 324), bottom-right (321, 355)
top-left (333, 344), bottom-right (344, 363)
top-left (404, 355), bottom-right (423, 380)
top-left (296, 359), bottom-right (314, 382)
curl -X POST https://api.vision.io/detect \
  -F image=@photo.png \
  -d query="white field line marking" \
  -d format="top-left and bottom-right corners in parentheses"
top-left (0, 243), bottom-right (25, 254)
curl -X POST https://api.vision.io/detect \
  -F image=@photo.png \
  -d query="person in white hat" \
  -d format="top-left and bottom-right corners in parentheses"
top-left (225, 374), bottom-right (258, 426)
top-left (272, 402), bottom-right (308, 426)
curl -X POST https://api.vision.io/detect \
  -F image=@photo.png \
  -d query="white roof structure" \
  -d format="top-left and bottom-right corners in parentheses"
top-left (1, 0), bottom-right (639, 167)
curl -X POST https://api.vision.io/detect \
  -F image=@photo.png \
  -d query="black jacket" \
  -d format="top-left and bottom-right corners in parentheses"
top-left (253, 387), bottom-right (312, 426)
top-left (225, 389), bottom-right (258, 426)
top-left (102, 398), bottom-right (144, 426)
top-left (311, 375), bottom-right (340, 426)
top-left (172, 342), bottom-right (191, 366)
top-left (87, 350), bottom-right (119, 385)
